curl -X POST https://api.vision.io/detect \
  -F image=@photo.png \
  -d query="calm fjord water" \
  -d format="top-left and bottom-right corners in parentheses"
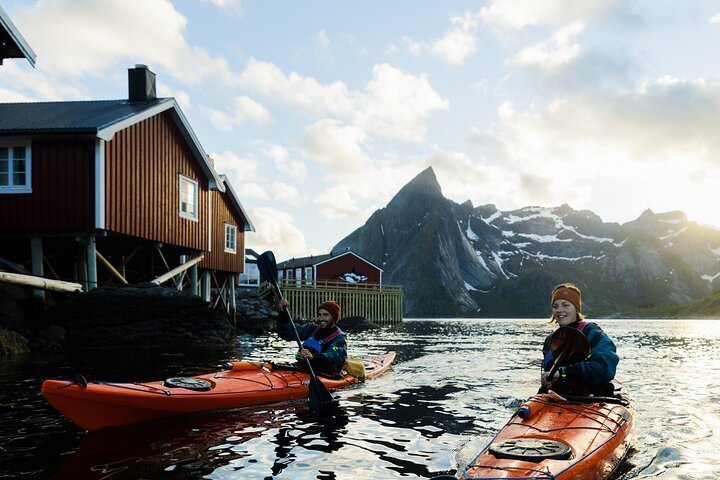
top-left (2, 319), bottom-right (719, 479)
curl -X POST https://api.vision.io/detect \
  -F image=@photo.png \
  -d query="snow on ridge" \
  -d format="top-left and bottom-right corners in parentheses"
top-left (528, 253), bottom-right (602, 262)
top-left (491, 251), bottom-right (511, 278)
top-left (709, 245), bottom-right (720, 258)
top-left (504, 208), bottom-right (555, 225)
top-left (464, 281), bottom-right (478, 291)
top-left (465, 216), bottom-right (479, 240)
top-left (659, 218), bottom-right (683, 224)
top-left (560, 224), bottom-right (614, 243)
top-left (701, 272), bottom-right (720, 282)
top-left (475, 251), bottom-right (492, 273)
top-left (660, 226), bottom-right (688, 241)
top-left (482, 211), bottom-right (502, 224)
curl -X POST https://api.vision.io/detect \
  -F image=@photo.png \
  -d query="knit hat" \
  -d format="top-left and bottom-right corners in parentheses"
top-left (551, 285), bottom-right (582, 312)
top-left (318, 300), bottom-right (341, 322)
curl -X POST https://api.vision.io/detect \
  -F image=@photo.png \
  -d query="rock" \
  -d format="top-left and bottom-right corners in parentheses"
top-left (0, 326), bottom-right (30, 355)
top-left (44, 283), bottom-right (233, 351)
top-left (338, 316), bottom-right (380, 332)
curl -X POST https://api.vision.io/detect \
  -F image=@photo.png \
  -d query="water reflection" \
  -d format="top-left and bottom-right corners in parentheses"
top-left (2, 319), bottom-right (720, 478)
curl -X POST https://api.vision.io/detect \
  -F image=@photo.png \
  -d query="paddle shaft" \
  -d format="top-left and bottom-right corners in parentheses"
top-left (270, 282), bottom-right (321, 383)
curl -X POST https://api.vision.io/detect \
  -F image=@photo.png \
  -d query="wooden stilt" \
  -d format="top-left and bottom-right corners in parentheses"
top-left (190, 264), bottom-right (199, 296)
top-left (86, 235), bottom-right (98, 290)
top-left (96, 250), bottom-right (128, 285)
top-left (30, 237), bottom-right (45, 303)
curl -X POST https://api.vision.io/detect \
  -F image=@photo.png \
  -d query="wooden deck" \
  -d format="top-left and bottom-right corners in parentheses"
top-left (267, 279), bottom-right (403, 326)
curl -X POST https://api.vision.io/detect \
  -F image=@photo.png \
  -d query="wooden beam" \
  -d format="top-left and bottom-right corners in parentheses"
top-left (96, 251), bottom-right (129, 285)
top-left (150, 254), bottom-right (204, 285)
top-left (0, 271), bottom-right (82, 293)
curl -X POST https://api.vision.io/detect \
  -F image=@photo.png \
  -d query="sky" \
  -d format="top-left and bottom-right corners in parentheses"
top-left (3, 0), bottom-right (720, 261)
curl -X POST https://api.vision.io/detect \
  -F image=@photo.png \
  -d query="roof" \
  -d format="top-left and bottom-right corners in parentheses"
top-left (219, 174), bottom-right (255, 232)
top-left (0, 5), bottom-right (36, 67)
top-left (278, 250), bottom-right (383, 272)
top-left (0, 97), bottom-right (224, 191)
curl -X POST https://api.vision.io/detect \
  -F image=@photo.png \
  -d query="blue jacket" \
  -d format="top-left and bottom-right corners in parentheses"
top-left (277, 310), bottom-right (347, 375)
top-left (542, 320), bottom-right (618, 395)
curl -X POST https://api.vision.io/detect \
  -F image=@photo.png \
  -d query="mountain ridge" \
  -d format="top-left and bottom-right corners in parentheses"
top-left (333, 167), bottom-right (720, 317)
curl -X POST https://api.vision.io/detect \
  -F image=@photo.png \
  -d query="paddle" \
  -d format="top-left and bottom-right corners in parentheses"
top-left (546, 326), bottom-right (591, 383)
top-left (257, 251), bottom-right (337, 411)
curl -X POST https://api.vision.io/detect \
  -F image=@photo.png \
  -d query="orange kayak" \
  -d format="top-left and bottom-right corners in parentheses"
top-left (42, 352), bottom-right (396, 431)
top-left (459, 382), bottom-right (634, 479)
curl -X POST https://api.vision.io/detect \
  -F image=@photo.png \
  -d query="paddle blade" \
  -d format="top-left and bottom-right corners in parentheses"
top-left (258, 251), bottom-right (279, 284)
top-left (308, 376), bottom-right (338, 411)
top-left (550, 326), bottom-right (590, 362)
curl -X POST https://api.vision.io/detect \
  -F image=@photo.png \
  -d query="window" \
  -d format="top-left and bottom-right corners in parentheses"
top-left (224, 224), bottom-right (237, 253)
top-left (179, 175), bottom-right (198, 220)
top-left (305, 267), bottom-right (313, 282)
top-left (0, 143), bottom-right (32, 193)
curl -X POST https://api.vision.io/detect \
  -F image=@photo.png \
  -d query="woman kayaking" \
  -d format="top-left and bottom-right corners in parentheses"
top-left (540, 283), bottom-right (619, 396)
top-left (277, 299), bottom-right (347, 376)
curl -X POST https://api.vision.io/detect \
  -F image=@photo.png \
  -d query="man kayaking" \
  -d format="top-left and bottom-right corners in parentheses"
top-left (277, 299), bottom-right (347, 376)
top-left (540, 283), bottom-right (619, 396)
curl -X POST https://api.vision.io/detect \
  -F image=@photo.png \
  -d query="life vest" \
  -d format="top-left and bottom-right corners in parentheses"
top-left (302, 326), bottom-right (343, 354)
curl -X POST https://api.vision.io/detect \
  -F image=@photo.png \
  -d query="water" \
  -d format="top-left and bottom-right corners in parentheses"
top-left (2, 319), bottom-right (720, 479)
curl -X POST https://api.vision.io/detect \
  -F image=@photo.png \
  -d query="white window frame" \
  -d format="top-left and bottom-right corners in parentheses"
top-left (224, 223), bottom-right (237, 254)
top-left (305, 267), bottom-right (313, 282)
top-left (0, 140), bottom-right (32, 194)
top-left (179, 174), bottom-right (198, 221)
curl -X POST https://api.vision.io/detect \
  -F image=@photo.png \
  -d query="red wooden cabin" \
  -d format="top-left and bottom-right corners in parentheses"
top-left (0, 65), bottom-right (253, 312)
top-left (275, 250), bottom-right (383, 286)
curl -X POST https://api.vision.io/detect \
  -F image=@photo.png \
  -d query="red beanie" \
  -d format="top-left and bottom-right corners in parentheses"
top-left (318, 300), bottom-right (340, 321)
top-left (551, 285), bottom-right (582, 312)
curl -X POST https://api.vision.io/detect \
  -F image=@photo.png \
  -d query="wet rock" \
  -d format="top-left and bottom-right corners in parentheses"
top-left (338, 316), bottom-right (380, 332)
top-left (0, 326), bottom-right (30, 355)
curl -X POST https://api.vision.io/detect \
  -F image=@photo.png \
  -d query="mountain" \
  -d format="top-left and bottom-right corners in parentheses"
top-left (332, 167), bottom-right (720, 318)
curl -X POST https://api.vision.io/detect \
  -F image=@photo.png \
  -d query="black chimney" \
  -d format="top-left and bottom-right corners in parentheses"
top-left (128, 64), bottom-right (156, 103)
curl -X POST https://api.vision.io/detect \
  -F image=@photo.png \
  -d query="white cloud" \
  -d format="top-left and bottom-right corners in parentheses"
top-left (263, 145), bottom-right (308, 178)
top-left (235, 183), bottom-right (268, 200)
top-left (270, 181), bottom-right (301, 203)
top-left (202, 96), bottom-right (271, 131)
top-left (240, 59), bottom-right (447, 142)
top-left (355, 63), bottom-right (449, 142)
top-left (479, 0), bottom-right (616, 30)
top-left (710, 13), bottom-right (720, 24)
top-left (245, 207), bottom-right (308, 259)
top-left (316, 29), bottom-right (331, 47)
top-left (508, 22), bottom-right (584, 70)
top-left (16, 0), bottom-right (238, 86)
top-left (211, 150), bottom-right (259, 181)
top-left (302, 119), bottom-right (370, 173)
top-left (428, 29), bottom-right (477, 65)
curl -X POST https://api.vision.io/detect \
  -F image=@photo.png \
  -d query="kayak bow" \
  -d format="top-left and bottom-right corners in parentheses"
top-left (460, 382), bottom-right (634, 479)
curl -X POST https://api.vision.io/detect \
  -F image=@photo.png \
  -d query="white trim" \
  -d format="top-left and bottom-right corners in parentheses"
top-left (224, 223), bottom-right (237, 254)
top-left (0, 5), bottom-right (37, 67)
top-left (96, 98), bottom-right (224, 191)
top-left (0, 138), bottom-right (32, 194)
top-left (208, 190), bottom-right (212, 252)
top-left (178, 174), bottom-right (199, 221)
top-left (313, 250), bottom-right (384, 272)
top-left (94, 139), bottom-right (106, 229)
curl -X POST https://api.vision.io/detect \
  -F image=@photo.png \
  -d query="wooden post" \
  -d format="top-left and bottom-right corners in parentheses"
top-left (150, 254), bottom-right (204, 286)
top-left (202, 270), bottom-right (211, 302)
top-left (229, 274), bottom-right (237, 325)
top-left (96, 251), bottom-right (128, 285)
top-left (0, 272), bottom-right (82, 293)
top-left (190, 264), bottom-right (199, 296)
top-left (30, 237), bottom-right (45, 303)
top-left (86, 235), bottom-right (98, 290)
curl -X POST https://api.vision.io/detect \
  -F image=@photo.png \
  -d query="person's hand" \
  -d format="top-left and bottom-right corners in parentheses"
top-left (278, 299), bottom-right (290, 311)
top-left (295, 348), bottom-right (314, 360)
top-left (541, 370), bottom-right (559, 388)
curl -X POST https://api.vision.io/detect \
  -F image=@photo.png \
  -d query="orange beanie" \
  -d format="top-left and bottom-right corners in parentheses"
top-left (551, 286), bottom-right (582, 312)
top-left (318, 301), bottom-right (341, 321)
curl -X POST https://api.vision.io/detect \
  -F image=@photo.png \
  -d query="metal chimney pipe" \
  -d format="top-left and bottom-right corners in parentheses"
top-left (128, 64), bottom-right (157, 103)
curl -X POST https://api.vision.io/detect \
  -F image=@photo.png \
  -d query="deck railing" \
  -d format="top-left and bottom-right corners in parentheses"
top-left (262, 279), bottom-right (403, 326)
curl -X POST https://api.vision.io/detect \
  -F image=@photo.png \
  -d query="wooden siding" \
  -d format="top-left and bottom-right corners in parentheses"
top-left (104, 112), bottom-right (208, 250)
top-left (200, 189), bottom-right (246, 273)
top-left (315, 255), bottom-right (382, 284)
top-left (0, 139), bottom-right (93, 232)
